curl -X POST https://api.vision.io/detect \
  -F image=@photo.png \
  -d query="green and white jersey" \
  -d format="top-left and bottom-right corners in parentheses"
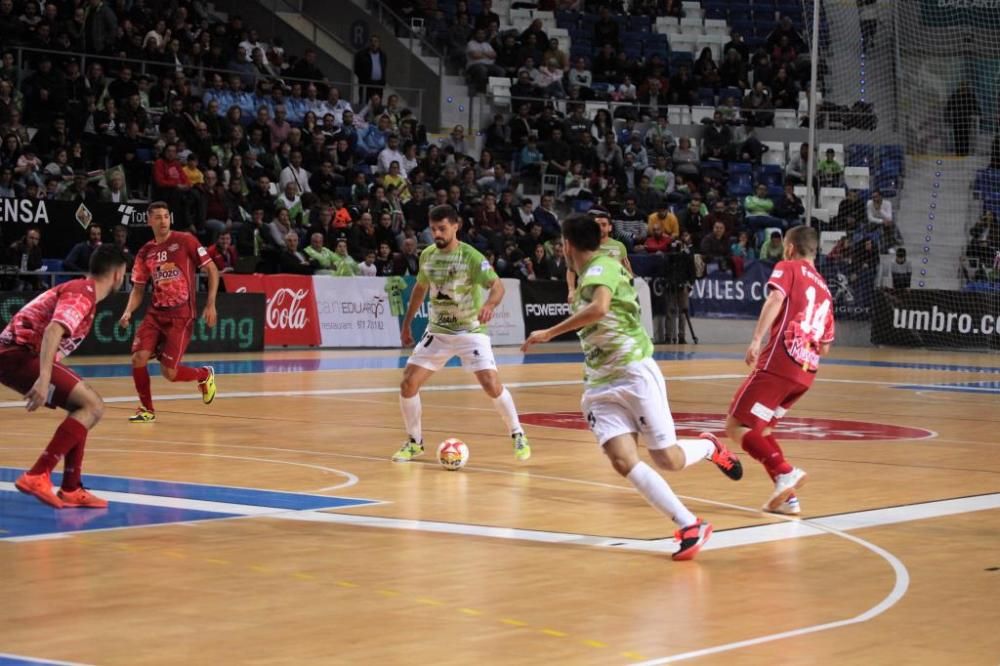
top-left (574, 254), bottom-right (652, 387)
top-left (417, 242), bottom-right (498, 334)
top-left (599, 238), bottom-right (628, 263)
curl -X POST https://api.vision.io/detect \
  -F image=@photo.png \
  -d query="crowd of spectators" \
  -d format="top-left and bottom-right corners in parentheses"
top-left (0, 0), bottom-right (901, 288)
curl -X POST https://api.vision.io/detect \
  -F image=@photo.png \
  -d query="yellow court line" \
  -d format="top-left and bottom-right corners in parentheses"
top-left (541, 629), bottom-right (568, 637)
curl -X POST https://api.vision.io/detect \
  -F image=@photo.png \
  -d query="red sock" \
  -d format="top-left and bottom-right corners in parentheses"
top-left (132, 366), bottom-right (154, 411)
top-left (29, 418), bottom-right (88, 476)
top-left (171, 365), bottom-right (208, 383)
top-left (741, 430), bottom-right (793, 479)
top-left (62, 440), bottom-right (87, 491)
top-left (764, 434), bottom-right (790, 479)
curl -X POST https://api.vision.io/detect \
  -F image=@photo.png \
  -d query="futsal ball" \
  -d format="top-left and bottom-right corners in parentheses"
top-left (437, 438), bottom-right (469, 471)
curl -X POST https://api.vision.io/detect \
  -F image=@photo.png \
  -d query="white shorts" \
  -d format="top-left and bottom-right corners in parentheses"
top-left (580, 357), bottom-right (678, 450)
top-left (406, 331), bottom-right (497, 374)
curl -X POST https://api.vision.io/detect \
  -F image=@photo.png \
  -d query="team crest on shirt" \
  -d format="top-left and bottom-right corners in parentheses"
top-left (586, 265), bottom-right (604, 277)
top-left (168, 243), bottom-right (179, 252)
top-left (772, 269), bottom-right (784, 278)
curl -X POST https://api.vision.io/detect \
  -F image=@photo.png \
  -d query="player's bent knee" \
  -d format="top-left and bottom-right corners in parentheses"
top-left (651, 446), bottom-right (685, 471)
top-left (131, 351), bottom-right (148, 367)
top-left (160, 365), bottom-right (177, 381)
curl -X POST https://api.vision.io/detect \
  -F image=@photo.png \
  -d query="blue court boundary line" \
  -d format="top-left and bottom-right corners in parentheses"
top-left (0, 654), bottom-right (87, 666)
top-left (62, 352), bottom-right (1000, 379)
top-left (0, 467), bottom-right (379, 511)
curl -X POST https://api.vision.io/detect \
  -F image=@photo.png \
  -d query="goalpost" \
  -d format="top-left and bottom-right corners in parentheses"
top-left (801, 0), bottom-right (1000, 351)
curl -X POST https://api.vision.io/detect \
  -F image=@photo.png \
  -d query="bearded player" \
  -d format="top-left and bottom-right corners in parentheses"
top-left (726, 225), bottom-right (835, 515)
top-left (8, 245), bottom-right (128, 508)
top-left (392, 204), bottom-right (531, 463)
top-left (119, 201), bottom-right (219, 422)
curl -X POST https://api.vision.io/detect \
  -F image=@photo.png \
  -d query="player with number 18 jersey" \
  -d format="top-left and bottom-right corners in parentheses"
top-left (120, 201), bottom-right (220, 423)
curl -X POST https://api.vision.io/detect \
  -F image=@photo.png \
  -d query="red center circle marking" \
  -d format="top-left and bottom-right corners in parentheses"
top-left (520, 412), bottom-right (935, 441)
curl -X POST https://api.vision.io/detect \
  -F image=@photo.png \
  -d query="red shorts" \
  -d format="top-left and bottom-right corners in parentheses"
top-left (729, 369), bottom-right (810, 431)
top-left (132, 312), bottom-right (194, 369)
top-left (0, 346), bottom-right (83, 410)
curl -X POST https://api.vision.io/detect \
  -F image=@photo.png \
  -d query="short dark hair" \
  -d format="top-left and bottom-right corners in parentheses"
top-left (89, 244), bottom-right (128, 276)
top-left (147, 200), bottom-right (169, 214)
top-left (428, 204), bottom-right (460, 224)
top-left (561, 213), bottom-right (601, 252)
top-left (785, 225), bottom-right (819, 258)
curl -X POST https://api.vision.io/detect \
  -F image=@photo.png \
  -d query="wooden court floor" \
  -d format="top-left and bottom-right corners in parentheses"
top-left (0, 344), bottom-right (998, 665)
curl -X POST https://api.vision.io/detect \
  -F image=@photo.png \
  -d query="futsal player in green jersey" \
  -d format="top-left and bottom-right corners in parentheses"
top-left (565, 209), bottom-right (632, 300)
top-left (522, 214), bottom-right (742, 560)
top-left (393, 204), bottom-right (531, 463)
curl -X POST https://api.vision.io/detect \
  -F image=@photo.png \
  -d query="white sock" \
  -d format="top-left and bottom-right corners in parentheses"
top-left (626, 461), bottom-right (697, 527)
top-left (675, 438), bottom-right (715, 469)
top-left (399, 394), bottom-right (423, 443)
top-left (491, 387), bottom-right (523, 436)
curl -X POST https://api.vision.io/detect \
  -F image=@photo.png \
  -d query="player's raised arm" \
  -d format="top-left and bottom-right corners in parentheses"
top-left (201, 259), bottom-right (219, 328)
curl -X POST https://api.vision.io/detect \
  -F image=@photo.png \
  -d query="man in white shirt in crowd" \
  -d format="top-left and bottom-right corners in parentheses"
top-left (465, 28), bottom-right (504, 93)
top-left (377, 134), bottom-right (406, 176)
top-left (279, 149), bottom-right (311, 195)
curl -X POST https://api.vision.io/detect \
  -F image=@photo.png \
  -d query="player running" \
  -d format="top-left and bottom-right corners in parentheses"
top-left (726, 225), bottom-right (835, 515)
top-left (565, 208), bottom-right (632, 299)
top-left (8, 245), bottom-right (129, 508)
top-left (119, 201), bottom-right (220, 423)
top-left (393, 204), bottom-right (531, 463)
top-left (522, 214), bottom-right (742, 561)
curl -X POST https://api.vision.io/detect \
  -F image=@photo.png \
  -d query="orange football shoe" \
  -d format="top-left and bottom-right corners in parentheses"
top-left (57, 487), bottom-right (109, 509)
top-left (15, 471), bottom-right (63, 508)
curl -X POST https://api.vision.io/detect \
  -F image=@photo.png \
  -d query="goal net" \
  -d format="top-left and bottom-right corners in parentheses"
top-left (805, 0), bottom-right (1000, 351)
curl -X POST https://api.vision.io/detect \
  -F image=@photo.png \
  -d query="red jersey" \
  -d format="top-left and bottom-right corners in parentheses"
top-left (132, 231), bottom-right (212, 319)
top-left (0, 279), bottom-right (98, 358)
top-left (757, 259), bottom-right (836, 387)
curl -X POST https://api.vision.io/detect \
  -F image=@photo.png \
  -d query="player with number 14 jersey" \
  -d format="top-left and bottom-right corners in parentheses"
top-left (726, 225), bottom-right (835, 516)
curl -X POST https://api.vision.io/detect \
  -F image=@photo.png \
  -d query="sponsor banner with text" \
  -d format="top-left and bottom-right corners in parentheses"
top-left (0, 291), bottom-right (264, 356)
top-left (871, 288), bottom-right (1000, 349)
top-left (520, 279), bottom-right (653, 339)
top-left (225, 274), bottom-right (526, 348)
top-left (0, 198), bottom-right (155, 258)
top-left (223, 274), bottom-right (321, 346)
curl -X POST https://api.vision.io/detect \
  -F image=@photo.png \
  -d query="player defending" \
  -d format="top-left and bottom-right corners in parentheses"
top-left (119, 201), bottom-right (220, 422)
top-left (522, 214), bottom-right (742, 561)
top-left (565, 208), bottom-right (632, 299)
top-left (726, 225), bottom-right (835, 515)
top-left (393, 204), bottom-right (531, 462)
top-left (9, 245), bottom-right (129, 508)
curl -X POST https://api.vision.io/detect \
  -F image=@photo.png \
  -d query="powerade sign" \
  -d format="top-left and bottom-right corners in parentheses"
top-left (0, 291), bottom-right (265, 356)
top-left (520, 280), bottom-right (577, 340)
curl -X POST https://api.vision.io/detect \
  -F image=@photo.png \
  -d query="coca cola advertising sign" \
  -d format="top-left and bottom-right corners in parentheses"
top-left (223, 274), bottom-right (321, 346)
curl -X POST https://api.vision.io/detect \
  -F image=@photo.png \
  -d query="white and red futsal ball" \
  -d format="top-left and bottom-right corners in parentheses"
top-left (437, 438), bottom-right (470, 471)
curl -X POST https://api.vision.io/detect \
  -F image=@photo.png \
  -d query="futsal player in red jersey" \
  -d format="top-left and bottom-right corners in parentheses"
top-left (726, 225), bottom-right (835, 515)
top-left (6, 245), bottom-right (129, 508)
top-left (119, 201), bottom-right (220, 423)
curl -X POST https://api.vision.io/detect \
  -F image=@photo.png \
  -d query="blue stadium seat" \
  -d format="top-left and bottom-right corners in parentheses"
top-left (767, 185), bottom-right (785, 199)
top-left (728, 173), bottom-right (754, 196)
top-left (629, 15), bottom-right (652, 32)
top-left (847, 143), bottom-right (875, 167)
top-left (879, 144), bottom-right (904, 165)
top-left (973, 168), bottom-right (1000, 199)
top-left (983, 194), bottom-right (1000, 217)
top-left (728, 162), bottom-right (753, 174)
top-left (720, 86), bottom-right (743, 103)
top-left (878, 159), bottom-right (902, 179)
top-left (697, 88), bottom-right (716, 106)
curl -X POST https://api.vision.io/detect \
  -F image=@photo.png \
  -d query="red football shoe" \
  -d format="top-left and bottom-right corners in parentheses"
top-left (701, 432), bottom-right (743, 480)
top-left (673, 518), bottom-right (713, 561)
top-left (15, 471), bottom-right (64, 508)
top-left (57, 487), bottom-right (109, 509)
